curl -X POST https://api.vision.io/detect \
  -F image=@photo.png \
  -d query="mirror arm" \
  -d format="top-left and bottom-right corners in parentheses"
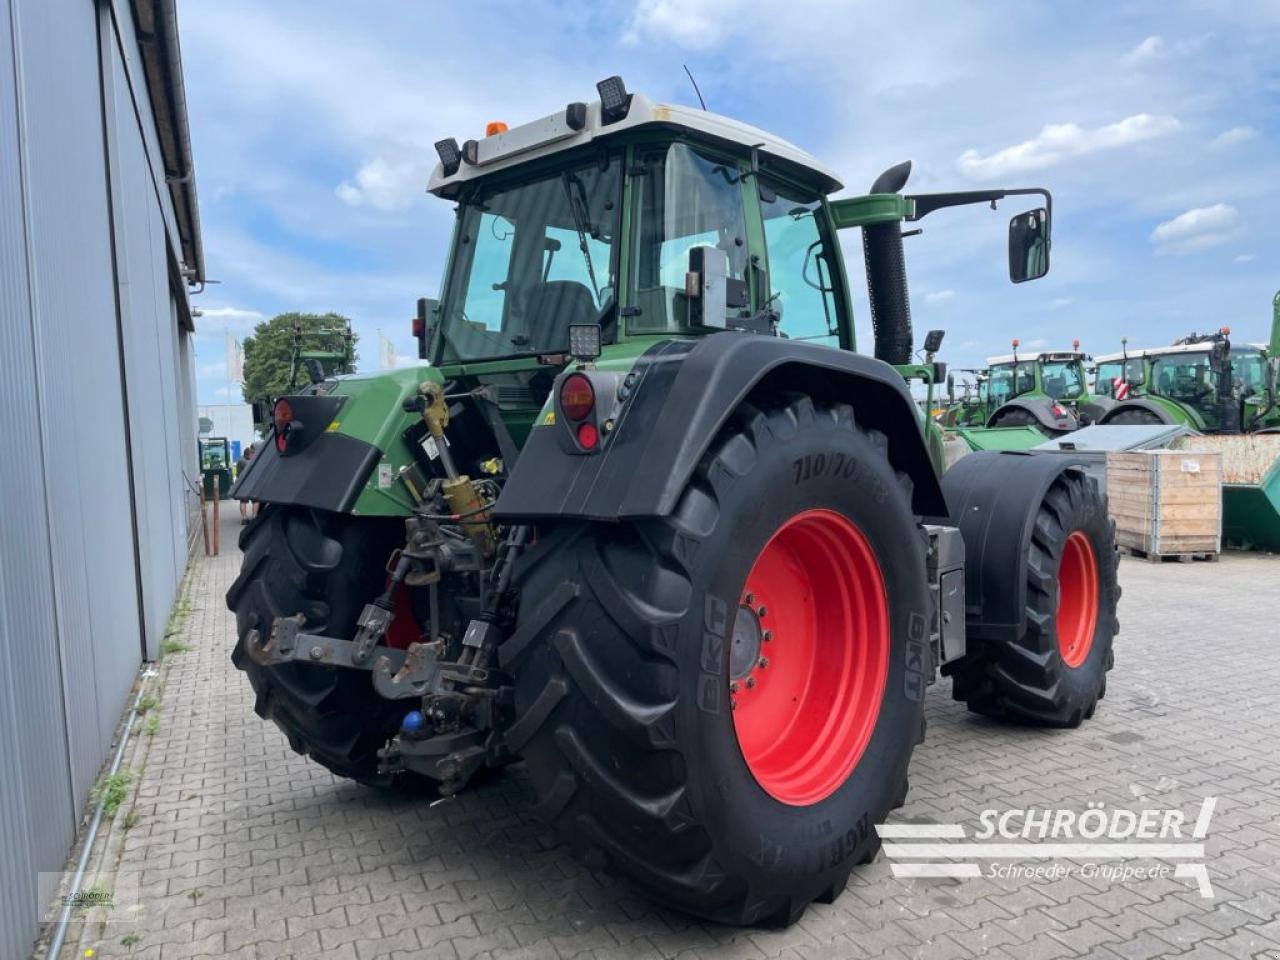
top-left (907, 187), bottom-right (1052, 223)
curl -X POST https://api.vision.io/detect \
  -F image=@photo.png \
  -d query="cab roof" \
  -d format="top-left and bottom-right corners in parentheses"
top-left (426, 92), bottom-right (843, 199)
top-left (1094, 342), bottom-right (1267, 363)
top-left (985, 350), bottom-right (1085, 365)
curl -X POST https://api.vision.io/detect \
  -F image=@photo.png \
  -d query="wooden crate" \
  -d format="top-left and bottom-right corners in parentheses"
top-left (1105, 450), bottom-right (1222, 559)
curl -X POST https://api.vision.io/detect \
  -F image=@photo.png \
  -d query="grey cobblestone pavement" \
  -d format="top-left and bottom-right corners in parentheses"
top-left (75, 507), bottom-right (1280, 959)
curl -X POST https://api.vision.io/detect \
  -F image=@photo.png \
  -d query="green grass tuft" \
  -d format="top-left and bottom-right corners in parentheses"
top-left (91, 770), bottom-right (133, 818)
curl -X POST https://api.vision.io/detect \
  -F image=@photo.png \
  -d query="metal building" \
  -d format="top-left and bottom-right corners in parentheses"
top-left (0, 0), bottom-right (203, 954)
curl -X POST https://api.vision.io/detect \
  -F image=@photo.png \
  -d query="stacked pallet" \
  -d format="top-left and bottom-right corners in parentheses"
top-left (1105, 450), bottom-right (1222, 561)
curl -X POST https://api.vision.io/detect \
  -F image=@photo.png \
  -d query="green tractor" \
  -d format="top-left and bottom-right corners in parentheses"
top-left (288, 316), bottom-right (356, 390)
top-left (228, 78), bottom-right (1118, 926)
top-left (1096, 303), bottom-right (1280, 433)
top-left (939, 368), bottom-right (988, 427)
top-left (198, 436), bottom-right (232, 498)
top-left (979, 339), bottom-right (1106, 433)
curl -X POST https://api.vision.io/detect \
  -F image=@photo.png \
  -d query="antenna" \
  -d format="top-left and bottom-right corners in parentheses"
top-left (682, 64), bottom-right (707, 111)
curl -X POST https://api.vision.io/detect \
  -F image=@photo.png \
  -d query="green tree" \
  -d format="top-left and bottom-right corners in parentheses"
top-left (241, 312), bottom-right (358, 406)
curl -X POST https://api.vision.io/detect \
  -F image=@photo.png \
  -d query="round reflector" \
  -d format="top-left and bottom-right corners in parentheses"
top-left (559, 374), bottom-right (595, 421)
top-left (576, 421), bottom-right (599, 450)
top-left (273, 398), bottom-right (293, 453)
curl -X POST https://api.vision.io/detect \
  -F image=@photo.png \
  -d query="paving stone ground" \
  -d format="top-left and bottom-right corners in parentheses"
top-left (75, 507), bottom-right (1280, 959)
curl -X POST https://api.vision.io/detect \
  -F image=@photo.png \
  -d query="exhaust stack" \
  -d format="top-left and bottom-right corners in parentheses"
top-left (863, 161), bottom-right (915, 365)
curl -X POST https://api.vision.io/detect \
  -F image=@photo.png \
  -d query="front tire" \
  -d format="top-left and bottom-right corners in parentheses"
top-left (945, 470), bottom-right (1118, 726)
top-left (504, 397), bottom-right (931, 925)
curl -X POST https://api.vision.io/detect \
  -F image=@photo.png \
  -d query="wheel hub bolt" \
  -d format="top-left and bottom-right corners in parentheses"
top-left (309, 645), bottom-right (324, 660)
top-left (755, 605), bottom-right (767, 618)
top-left (745, 676), bottom-right (756, 689)
top-left (757, 656), bottom-right (769, 669)
top-left (762, 630), bottom-right (772, 643)
top-left (729, 681), bottom-right (739, 693)
top-left (743, 592), bottom-right (755, 606)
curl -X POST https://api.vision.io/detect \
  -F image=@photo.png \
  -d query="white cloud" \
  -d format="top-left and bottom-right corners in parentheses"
top-left (924, 289), bottom-right (956, 304)
top-left (623, 0), bottom-right (745, 49)
top-left (1122, 33), bottom-right (1209, 67)
top-left (1210, 125), bottom-right (1257, 150)
top-left (336, 157), bottom-right (426, 212)
top-left (957, 114), bottom-right (1180, 179)
top-left (1150, 204), bottom-right (1240, 255)
top-left (1233, 253), bottom-right (1256, 263)
top-left (1123, 36), bottom-right (1165, 66)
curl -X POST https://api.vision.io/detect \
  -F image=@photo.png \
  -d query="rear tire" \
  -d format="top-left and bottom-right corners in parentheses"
top-left (226, 506), bottom-right (432, 791)
top-left (945, 470), bottom-right (1118, 726)
top-left (504, 396), bottom-right (931, 925)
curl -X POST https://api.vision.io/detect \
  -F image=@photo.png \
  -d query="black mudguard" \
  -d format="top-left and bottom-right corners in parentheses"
top-left (987, 396), bottom-right (1076, 432)
top-left (1076, 397), bottom-right (1114, 425)
top-left (230, 394), bottom-right (381, 514)
top-left (1099, 399), bottom-right (1175, 425)
top-left (941, 450), bottom-right (1090, 644)
top-left (493, 333), bottom-right (947, 521)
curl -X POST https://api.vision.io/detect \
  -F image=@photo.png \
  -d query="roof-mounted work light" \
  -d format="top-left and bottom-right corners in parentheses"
top-left (434, 138), bottom-right (461, 176)
top-left (596, 75), bottom-right (631, 124)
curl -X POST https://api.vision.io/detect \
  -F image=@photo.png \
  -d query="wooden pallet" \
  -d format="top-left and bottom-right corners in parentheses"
top-left (1120, 545), bottom-right (1219, 563)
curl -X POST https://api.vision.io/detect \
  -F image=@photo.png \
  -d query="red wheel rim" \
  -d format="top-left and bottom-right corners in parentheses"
top-left (730, 509), bottom-right (889, 806)
top-left (1056, 530), bottom-right (1098, 668)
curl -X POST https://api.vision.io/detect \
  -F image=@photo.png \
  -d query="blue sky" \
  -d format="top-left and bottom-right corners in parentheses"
top-left (181, 1), bottom-right (1280, 405)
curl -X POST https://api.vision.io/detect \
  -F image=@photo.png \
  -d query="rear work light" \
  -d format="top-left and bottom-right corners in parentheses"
top-left (559, 373), bottom-right (595, 421)
top-left (273, 398), bottom-right (293, 452)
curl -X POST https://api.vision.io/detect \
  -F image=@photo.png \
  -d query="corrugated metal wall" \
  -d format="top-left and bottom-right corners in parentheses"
top-left (0, 0), bottom-right (200, 955)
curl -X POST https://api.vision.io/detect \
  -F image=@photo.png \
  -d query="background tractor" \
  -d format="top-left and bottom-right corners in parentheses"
top-left (1096, 298), bottom-right (1280, 433)
top-left (979, 340), bottom-right (1108, 433)
top-left (227, 78), bottom-right (1119, 926)
top-left (939, 368), bottom-right (988, 427)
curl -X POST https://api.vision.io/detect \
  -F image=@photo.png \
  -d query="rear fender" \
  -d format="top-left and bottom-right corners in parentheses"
top-left (942, 451), bottom-right (1092, 643)
top-left (493, 333), bottom-right (948, 521)
top-left (988, 397), bottom-right (1077, 432)
top-left (1099, 398), bottom-right (1179, 426)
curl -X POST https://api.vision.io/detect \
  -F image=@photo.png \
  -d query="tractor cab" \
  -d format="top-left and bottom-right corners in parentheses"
top-left (419, 87), bottom-right (848, 372)
top-left (980, 341), bottom-right (1098, 433)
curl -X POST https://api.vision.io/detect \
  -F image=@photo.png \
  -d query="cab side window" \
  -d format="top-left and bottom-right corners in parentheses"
top-left (760, 182), bottom-right (838, 347)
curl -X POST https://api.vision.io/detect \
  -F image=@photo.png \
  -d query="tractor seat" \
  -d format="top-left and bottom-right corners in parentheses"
top-left (524, 280), bottom-right (597, 351)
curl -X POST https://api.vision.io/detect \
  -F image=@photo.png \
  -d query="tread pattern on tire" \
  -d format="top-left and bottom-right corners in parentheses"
top-left (226, 507), bottom-right (430, 790)
top-left (946, 470), bottom-right (1118, 726)
top-left (504, 395), bottom-right (921, 925)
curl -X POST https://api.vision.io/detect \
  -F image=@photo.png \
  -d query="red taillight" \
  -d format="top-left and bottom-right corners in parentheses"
top-left (576, 421), bottom-right (599, 450)
top-left (273, 398), bottom-right (293, 452)
top-left (412, 316), bottom-right (425, 337)
top-left (1051, 404), bottom-right (1067, 418)
top-left (559, 373), bottom-right (595, 421)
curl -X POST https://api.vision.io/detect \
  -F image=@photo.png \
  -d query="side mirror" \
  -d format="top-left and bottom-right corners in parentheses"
top-left (1008, 208), bottom-right (1050, 283)
top-left (947, 373), bottom-right (955, 401)
top-left (685, 246), bottom-right (728, 329)
top-left (923, 329), bottom-right (945, 354)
